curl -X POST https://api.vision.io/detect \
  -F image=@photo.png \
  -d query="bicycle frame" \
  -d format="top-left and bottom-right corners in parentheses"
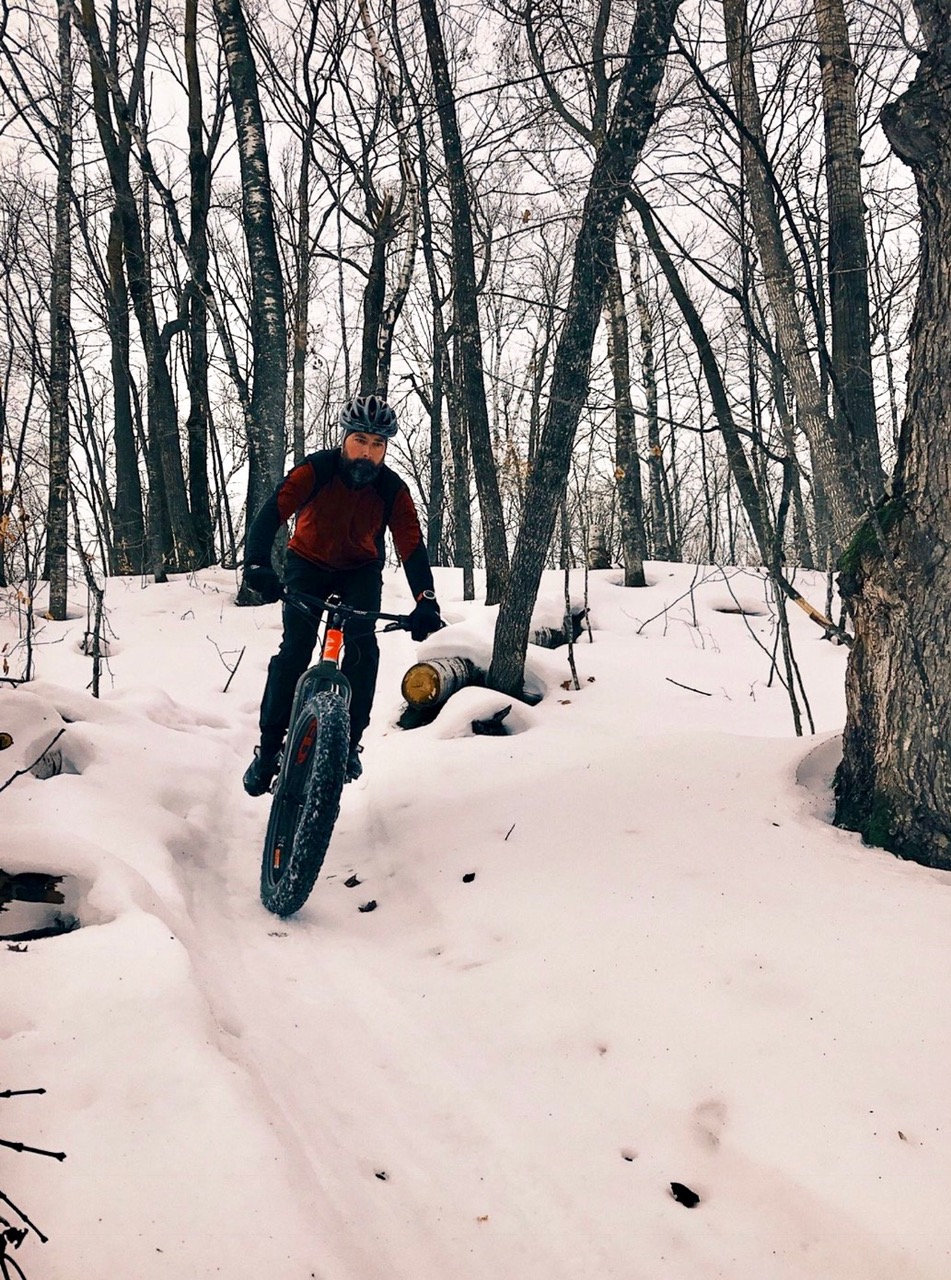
top-left (281, 589), bottom-right (411, 744)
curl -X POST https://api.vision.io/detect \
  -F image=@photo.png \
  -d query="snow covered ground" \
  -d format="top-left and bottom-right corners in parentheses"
top-left (2, 562), bottom-right (950, 1280)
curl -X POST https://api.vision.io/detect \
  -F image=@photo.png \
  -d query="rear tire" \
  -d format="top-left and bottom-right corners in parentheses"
top-left (260, 690), bottom-right (350, 918)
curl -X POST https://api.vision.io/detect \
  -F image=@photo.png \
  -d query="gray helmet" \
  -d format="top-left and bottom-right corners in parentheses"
top-left (339, 394), bottom-right (399, 439)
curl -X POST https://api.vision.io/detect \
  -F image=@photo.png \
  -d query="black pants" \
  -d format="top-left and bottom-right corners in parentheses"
top-left (258, 552), bottom-right (382, 756)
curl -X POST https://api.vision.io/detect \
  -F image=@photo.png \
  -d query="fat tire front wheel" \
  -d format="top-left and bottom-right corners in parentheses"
top-left (260, 690), bottom-right (350, 918)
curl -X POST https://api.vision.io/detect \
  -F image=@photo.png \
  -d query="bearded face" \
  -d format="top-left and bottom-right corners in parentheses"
top-left (340, 431), bottom-right (387, 487)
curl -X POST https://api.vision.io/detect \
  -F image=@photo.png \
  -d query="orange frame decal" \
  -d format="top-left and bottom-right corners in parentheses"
top-left (323, 627), bottom-right (344, 664)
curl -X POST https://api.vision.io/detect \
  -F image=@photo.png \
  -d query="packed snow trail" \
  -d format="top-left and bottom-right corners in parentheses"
top-left (5, 566), bottom-right (951, 1279)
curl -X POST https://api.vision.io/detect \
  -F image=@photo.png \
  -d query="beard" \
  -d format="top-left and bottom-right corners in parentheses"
top-left (339, 454), bottom-right (382, 488)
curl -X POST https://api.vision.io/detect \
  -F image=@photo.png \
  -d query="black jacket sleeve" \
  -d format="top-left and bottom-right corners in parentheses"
top-left (244, 492), bottom-right (283, 567)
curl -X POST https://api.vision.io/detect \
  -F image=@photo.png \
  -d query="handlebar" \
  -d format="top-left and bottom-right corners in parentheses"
top-left (283, 587), bottom-right (413, 632)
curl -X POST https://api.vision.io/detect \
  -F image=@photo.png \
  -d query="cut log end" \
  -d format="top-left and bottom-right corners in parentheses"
top-left (401, 657), bottom-right (480, 708)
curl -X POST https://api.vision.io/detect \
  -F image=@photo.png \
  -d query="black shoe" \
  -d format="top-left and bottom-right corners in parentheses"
top-left (243, 746), bottom-right (280, 797)
top-left (346, 744), bottom-right (363, 783)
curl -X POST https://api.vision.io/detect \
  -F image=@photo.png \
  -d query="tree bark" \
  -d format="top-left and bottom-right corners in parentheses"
top-left (418, 0), bottom-right (509, 603)
top-left (105, 206), bottom-right (146, 574)
top-left (46, 0), bottom-right (72, 620)
top-left (359, 192), bottom-right (395, 395)
top-left (488, 0), bottom-right (682, 697)
top-left (627, 228), bottom-right (672, 560)
top-left (213, 0), bottom-right (288, 549)
top-left (813, 0), bottom-right (884, 507)
top-left (291, 140), bottom-right (311, 465)
top-left (184, 0), bottom-right (215, 567)
top-left (447, 334), bottom-right (475, 599)
top-left (835, 1), bottom-right (951, 866)
top-left (604, 251), bottom-right (648, 586)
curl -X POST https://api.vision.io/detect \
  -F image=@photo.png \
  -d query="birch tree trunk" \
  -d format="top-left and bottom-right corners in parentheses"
top-left (213, 0), bottom-right (287, 544)
top-left (835, 0), bottom-right (951, 867)
top-left (46, 0), bottom-right (72, 620)
top-left (488, 0), bottom-right (682, 697)
top-left (418, 0), bottom-right (509, 603)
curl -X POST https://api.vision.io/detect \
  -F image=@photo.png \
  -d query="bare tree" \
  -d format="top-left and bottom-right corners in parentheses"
top-left (721, 0), bottom-right (870, 550)
top-left (46, 0), bottom-right (73, 619)
top-left (488, 0), bottom-right (682, 698)
top-left (418, 0), bottom-right (510, 603)
top-left (73, 0), bottom-right (198, 576)
top-left (604, 250), bottom-right (648, 584)
top-left (213, 0), bottom-right (287, 564)
top-left (183, 0), bottom-right (219, 567)
top-left (813, 0), bottom-right (883, 509)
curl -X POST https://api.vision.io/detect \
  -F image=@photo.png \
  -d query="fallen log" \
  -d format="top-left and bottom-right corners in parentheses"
top-left (400, 610), bottom-right (590, 716)
top-left (401, 656), bottom-right (482, 709)
top-left (530, 608), bottom-right (589, 649)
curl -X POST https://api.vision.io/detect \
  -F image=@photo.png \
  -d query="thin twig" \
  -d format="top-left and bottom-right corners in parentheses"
top-left (634, 567), bottom-right (725, 634)
top-left (0, 1189), bottom-right (48, 1243)
top-left (665, 678), bottom-right (712, 697)
top-left (223, 646), bottom-right (245, 694)
top-left (0, 1138), bottom-right (65, 1161)
top-left (719, 569), bottom-right (791, 693)
top-left (206, 637), bottom-right (246, 693)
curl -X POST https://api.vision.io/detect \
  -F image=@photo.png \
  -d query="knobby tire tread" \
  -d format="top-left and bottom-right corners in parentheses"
top-left (260, 690), bottom-right (350, 917)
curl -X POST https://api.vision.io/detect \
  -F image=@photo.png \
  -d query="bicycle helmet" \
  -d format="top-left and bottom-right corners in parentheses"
top-left (339, 394), bottom-right (399, 439)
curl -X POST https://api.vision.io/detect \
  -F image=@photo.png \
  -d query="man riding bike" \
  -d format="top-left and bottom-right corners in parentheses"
top-left (241, 395), bottom-right (442, 796)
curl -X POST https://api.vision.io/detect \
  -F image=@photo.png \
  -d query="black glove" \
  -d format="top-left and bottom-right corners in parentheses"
top-left (408, 591), bottom-right (442, 642)
top-left (244, 563), bottom-right (282, 604)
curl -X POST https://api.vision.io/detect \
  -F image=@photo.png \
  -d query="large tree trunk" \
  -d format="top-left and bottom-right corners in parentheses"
top-left (488, 0), bottom-right (682, 697)
top-left (213, 0), bottom-right (287, 547)
top-left (835, 1), bottom-right (951, 867)
top-left (418, 0), bottom-right (509, 603)
top-left (814, 0), bottom-right (884, 506)
top-left (723, 0), bottom-right (865, 550)
top-left (46, 0), bottom-right (72, 620)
